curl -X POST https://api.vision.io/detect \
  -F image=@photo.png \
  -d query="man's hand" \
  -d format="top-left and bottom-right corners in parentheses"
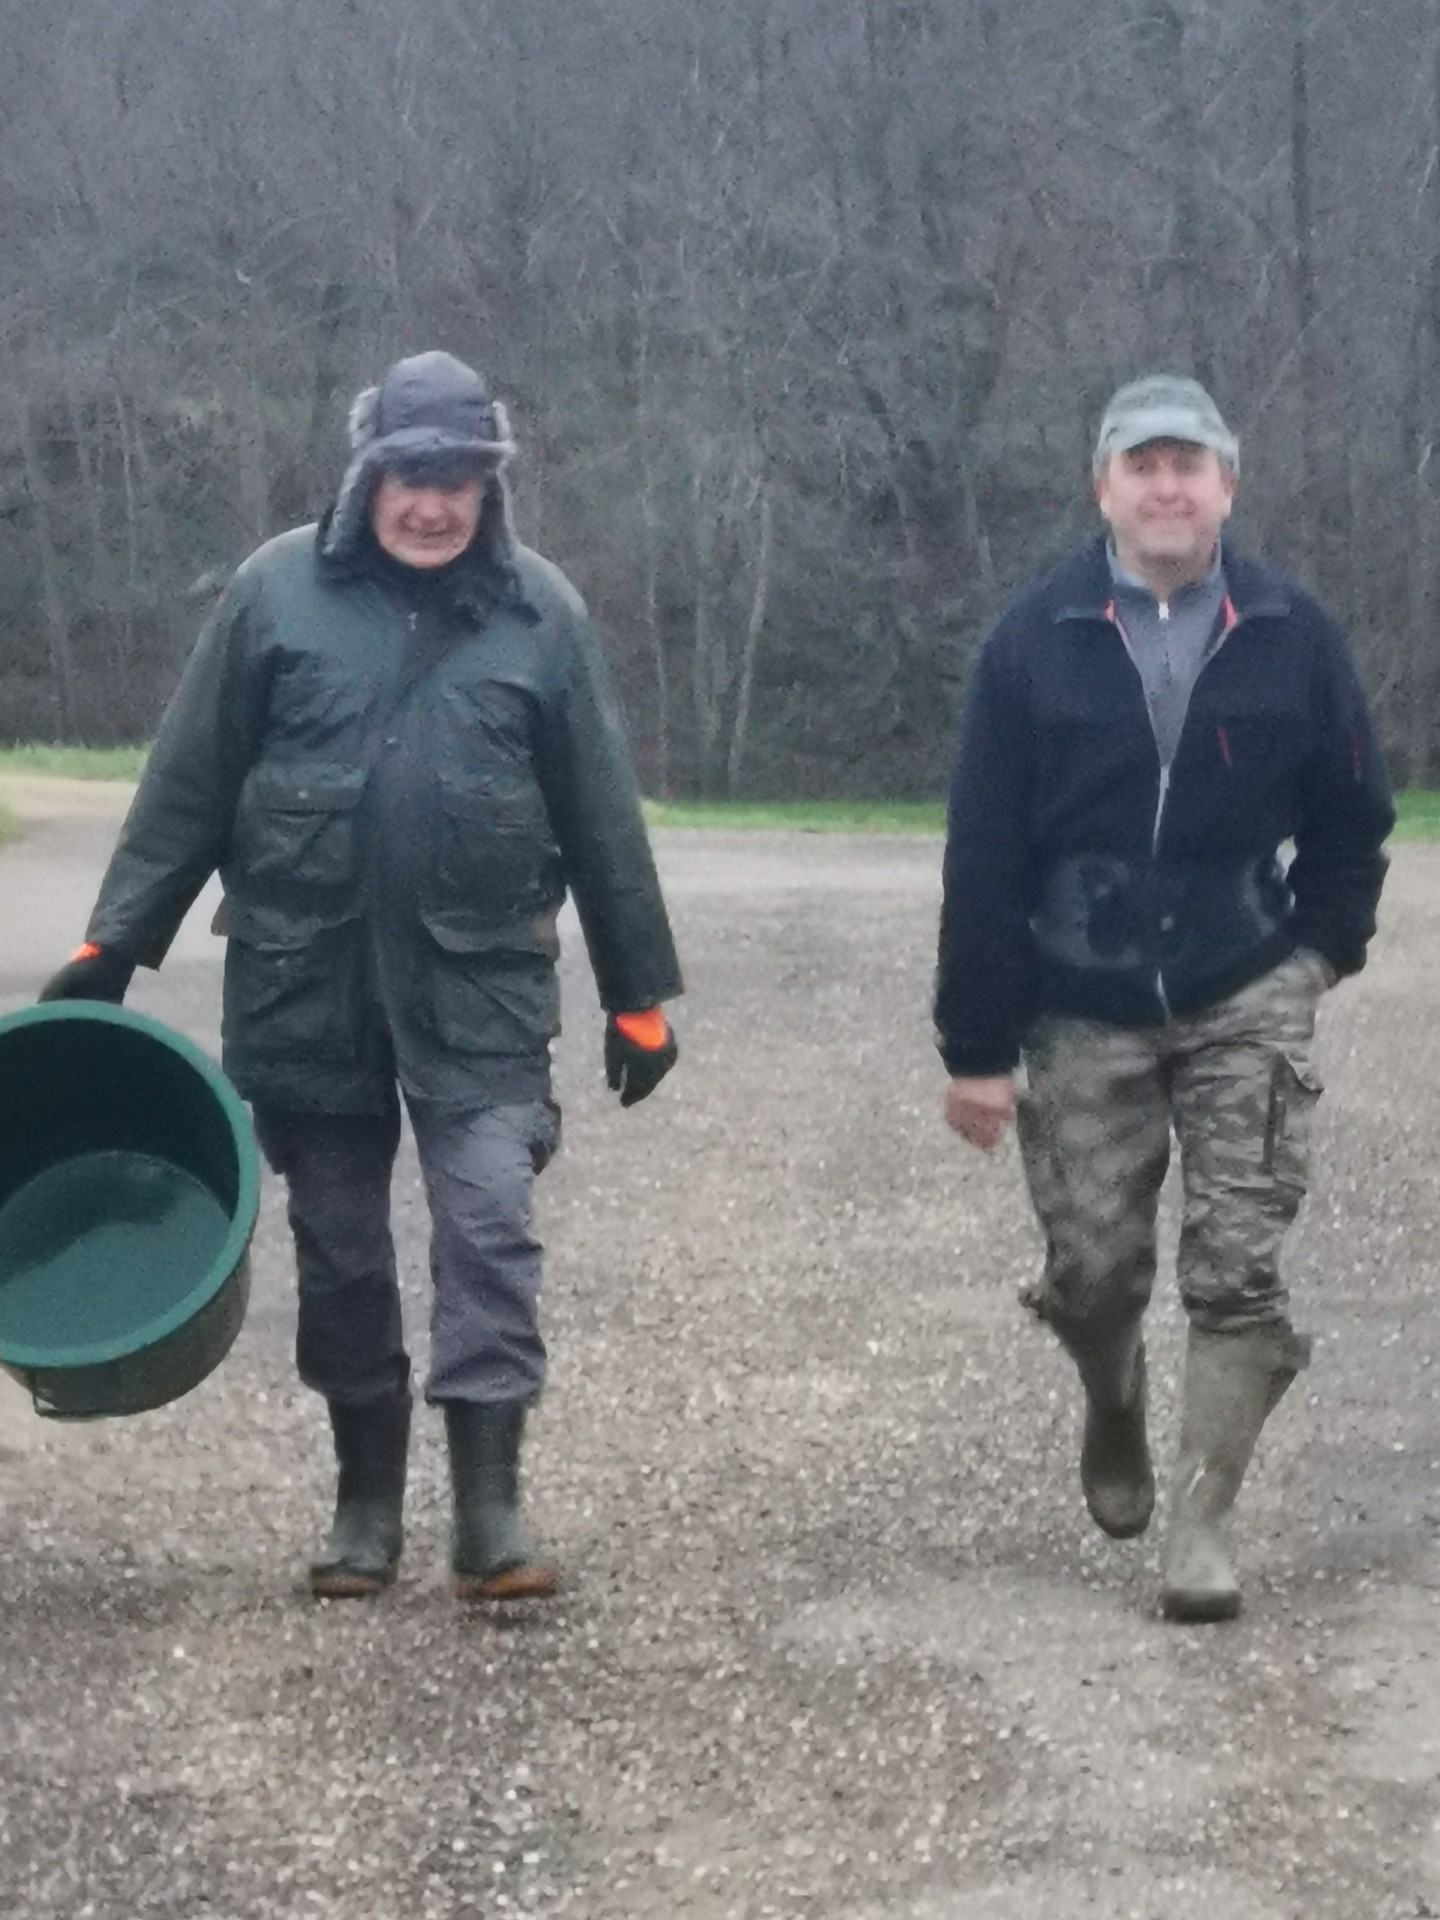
top-left (38, 943), bottom-right (135, 1005)
top-left (1294, 946), bottom-right (1339, 991)
top-left (944, 1074), bottom-right (1016, 1151)
top-left (605, 1009), bottom-right (677, 1108)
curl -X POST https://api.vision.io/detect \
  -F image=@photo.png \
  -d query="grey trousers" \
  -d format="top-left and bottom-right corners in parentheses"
top-left (1015, 951), bottom-right (1328, 1336)
top-left (253, 1093), bottom-right (560, 1409)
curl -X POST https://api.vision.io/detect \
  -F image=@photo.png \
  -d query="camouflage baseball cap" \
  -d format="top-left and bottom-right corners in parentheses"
top-left (1093, 374), bottom-right (1239, 474)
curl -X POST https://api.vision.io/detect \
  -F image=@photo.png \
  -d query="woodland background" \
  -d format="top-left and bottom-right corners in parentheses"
top-left (2, 0), bottom-right (1438, 797)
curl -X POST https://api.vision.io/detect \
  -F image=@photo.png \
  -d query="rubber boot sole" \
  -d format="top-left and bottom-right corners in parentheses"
top-left (1160, 1583), bottom-right (1242, 1624)
top-left (1088, 1493), bottom-right (1154, 1542)
top-left (454, 1562), bottom-right (559, 1602)
top-left (310, 1559), bottom-right (401, 1599)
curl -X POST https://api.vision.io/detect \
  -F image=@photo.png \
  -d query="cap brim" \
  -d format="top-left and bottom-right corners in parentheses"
top-left (1102, 408), bottom-right (1225, 454)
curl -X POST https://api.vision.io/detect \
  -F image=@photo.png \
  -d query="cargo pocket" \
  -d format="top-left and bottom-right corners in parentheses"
top-left (420, 911), bottom-right (560, 1055)
top-left (1261, 1048), bottom-right (1323, 1199)
top-left (231, 766), bottom-right (367, 889)
top-left (433, 779), bottom-right (559, 916)
top-left (222, 921), bottom-right (364, 1059)
top-left (529, 1098), bottom-right (562, 1175)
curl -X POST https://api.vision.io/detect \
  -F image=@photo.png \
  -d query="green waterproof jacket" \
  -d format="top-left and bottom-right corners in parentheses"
top-left (86, 525), bottom-right (683, 1113)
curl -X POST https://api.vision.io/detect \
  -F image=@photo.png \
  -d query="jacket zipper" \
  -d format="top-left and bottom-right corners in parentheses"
top-left (1104, 593), bottom-right (1242, 1020)
top-left (1153, 762), bottom-right (1172, 1019)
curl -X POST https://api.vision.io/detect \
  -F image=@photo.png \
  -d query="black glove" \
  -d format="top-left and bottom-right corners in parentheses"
top-left (38, 943), bottom-right (135, 1005)
top-left (604, 1010), bottom-right (678, 1108)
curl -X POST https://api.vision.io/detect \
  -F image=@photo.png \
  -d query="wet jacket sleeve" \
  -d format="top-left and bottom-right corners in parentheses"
top-left (1286, 607), bottom-right (1395, 976)
top-left (537, 598), bottom-right (683, 1012)
top-left (935, 629), bottom-right (1039, 1076)
top-left (86, 572), bottom-right (269, 967)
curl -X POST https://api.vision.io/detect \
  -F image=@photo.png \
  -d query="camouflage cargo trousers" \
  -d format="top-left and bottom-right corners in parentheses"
top-left (1015, 950), bottom-right (1332, 1336)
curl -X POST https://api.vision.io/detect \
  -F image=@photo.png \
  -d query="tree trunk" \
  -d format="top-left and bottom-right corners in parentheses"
top-left (18, 399), bottom-right (78, 739)
top-left (725, 475), bottom-right (773, 797)
top-left (1405, 0), bottom-right (1440, 785)
top-left (635, 322), bottom-right (672, 797)
top-left (1289, 0), bottom-right (1348, 606)
top-left (691, 457), bottom-right (724, 797)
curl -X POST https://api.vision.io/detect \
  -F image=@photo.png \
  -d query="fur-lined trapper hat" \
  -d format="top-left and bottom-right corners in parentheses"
top-left (321, 349), bottom-right (517, 568)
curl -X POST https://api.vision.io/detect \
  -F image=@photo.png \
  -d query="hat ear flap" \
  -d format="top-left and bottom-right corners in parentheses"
top-left (347, 384), bottom-right (380, 453)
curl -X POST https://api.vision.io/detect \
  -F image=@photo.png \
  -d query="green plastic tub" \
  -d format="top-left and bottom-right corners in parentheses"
top-left (0, 1003), bottom-right (259, 1419)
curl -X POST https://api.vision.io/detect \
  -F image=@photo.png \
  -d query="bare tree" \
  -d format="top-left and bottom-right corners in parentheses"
top-left (0, 0), bottom-right (1423, 787)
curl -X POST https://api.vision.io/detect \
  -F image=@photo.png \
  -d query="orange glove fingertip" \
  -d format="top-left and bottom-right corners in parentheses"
top-left (613, 1008), bottom-right (670, 1051)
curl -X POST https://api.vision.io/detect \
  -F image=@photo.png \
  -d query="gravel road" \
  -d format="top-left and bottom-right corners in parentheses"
top-left (2, 776), bottom-right (1438, 1920)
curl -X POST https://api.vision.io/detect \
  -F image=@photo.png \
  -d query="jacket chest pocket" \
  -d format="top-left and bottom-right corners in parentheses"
top-left (232, 767), bottom-right (367, 888)
top-left (1205, 713), bottom-right (1302, 777)
top-left (434, 780), bottom-right (559, 914)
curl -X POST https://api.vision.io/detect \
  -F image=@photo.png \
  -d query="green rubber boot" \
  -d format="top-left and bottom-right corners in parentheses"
top-left (445, 1402), bottom-right (558, 1601)
top-left (1058, 1318), bottom-right (1155, 1539)
top-left (1161, 1323), bottom-right (1311, 1623)
top-left (309, 1394), bottom-right (410, 1598)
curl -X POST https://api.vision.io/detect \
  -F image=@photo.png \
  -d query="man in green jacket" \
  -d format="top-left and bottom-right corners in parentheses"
top-left (40, 350), bottom-right (683, 1601)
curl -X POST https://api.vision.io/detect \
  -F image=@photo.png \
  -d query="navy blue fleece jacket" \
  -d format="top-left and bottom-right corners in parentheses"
top-left (935, 538), bottom-right (1394, 1077)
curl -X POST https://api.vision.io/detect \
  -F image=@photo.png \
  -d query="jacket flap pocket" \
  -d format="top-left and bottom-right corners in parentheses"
top-left (246, 767), bottom-right (367, 812)
top-left (420, 905), bottom-right (562, 960)
top-left (223, 897), bottom-right (361, 949)
top-left (438, 778), bottom-right (546, 828)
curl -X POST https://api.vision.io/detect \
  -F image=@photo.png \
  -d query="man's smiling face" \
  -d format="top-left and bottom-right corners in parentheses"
top-left (1095, 439), bottom-right (1235, 585)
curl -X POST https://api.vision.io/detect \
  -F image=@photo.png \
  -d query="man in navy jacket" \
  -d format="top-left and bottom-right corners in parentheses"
top-left (936, 375), bottom-right (1393, 1620)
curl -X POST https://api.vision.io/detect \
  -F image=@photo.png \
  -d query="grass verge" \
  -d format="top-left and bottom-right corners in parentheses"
top-left (0, 744), bottom-right (148, 780)
top-left (0, 748), bottom-right (1438, 843)
top-left (649, 791), bottom-right (1440, 841)
top-left (1391, 789), bottom-right (1440, 841)
top-left (643, 798), bottom-right (945, 834)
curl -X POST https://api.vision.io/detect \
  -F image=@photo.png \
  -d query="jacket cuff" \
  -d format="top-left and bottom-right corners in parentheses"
top-left (938, 1038), bottom-right (1021, 1078)
top-left (1291, 932), bottom-right (1366, 980)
